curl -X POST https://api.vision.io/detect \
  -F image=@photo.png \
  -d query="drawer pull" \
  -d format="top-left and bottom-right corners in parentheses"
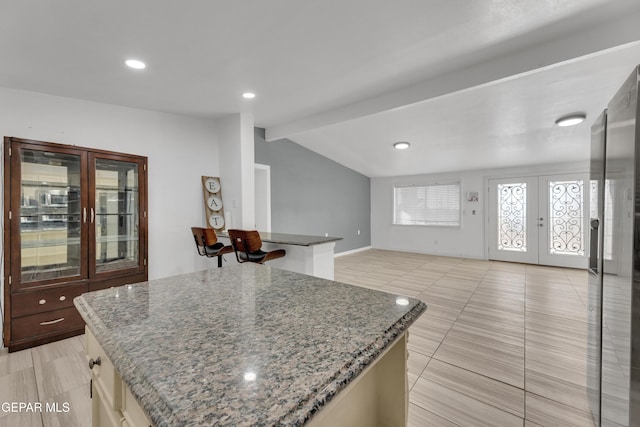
top-left (39, 317), bottom-right (65, 326)
top-left (89, 357), bottom-right (101, 369)
top-left (59, 295), bottom-right (66, 301)
top-left (39, 299), bottom-right (46, 305)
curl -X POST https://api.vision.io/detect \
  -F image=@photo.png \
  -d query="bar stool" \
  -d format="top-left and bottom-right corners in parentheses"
top-left (191, 227), bottom-right (234, 267)
top-left (227, 229), bottom-right (286, 264)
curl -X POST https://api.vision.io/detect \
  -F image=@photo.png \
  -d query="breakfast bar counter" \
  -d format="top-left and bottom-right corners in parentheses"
top-left (218, 231), bottom-right (343, 280)
top-left (74, 264), bottom-right (426, 426)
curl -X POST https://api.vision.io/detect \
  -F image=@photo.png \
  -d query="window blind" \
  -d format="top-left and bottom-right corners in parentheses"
top-left (394, 183), bottom-right (461, 226)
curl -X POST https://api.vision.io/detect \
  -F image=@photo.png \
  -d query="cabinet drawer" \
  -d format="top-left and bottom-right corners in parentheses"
top-left (12, 284), bottom-right (87, 317)
top-left (11, 306), bottom-right (84, 341)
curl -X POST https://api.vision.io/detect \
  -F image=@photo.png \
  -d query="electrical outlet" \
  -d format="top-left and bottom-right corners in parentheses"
top-left (325, 233), bottom-right (328, 237)
top-left (357, 229), bottom-right (360, 235)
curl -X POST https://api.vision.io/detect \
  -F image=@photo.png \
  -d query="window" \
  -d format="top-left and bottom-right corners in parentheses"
top-left (394, 183), bottom-right (461, 226)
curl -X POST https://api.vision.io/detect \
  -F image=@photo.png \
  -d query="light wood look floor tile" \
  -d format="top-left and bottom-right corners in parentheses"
top-left (526, 328), bottom-right (590, 356)
top-left (0, 368), bottom-right (43, 427)
top-left (408, 351), bottom-right (430, 391)
top-left (402, 271), bottom-right (445, 284)
top-left (418, 301), bottom-right (463, 323)
top-left (408, 403), bottom-right (459, 427)
top-left (526, 339), bottom-right (592, 412)
top-left (41, 384), bottom-right (91, 427)
top-left (422, 359), bottom-right (525, 418)
top-left (434, 323), bottom-right (525, 388)
top-left (32, 340), bottom-right (89, 400)
top-left (526, 311), bottom-right (588, 339)
top-left (455, 305), bottom-right (524, 339)
top-left (0, 348), bottom-right (33, 377)
top-left (526, 392), bottom-right (595, 427)
top-left (466, 292), bottom-right (525, 315)
top-left (0, 368), bottom-right (40, 408)
top-left (409, 315), bottom-right (454, 357)
top-left (408, 329), bottom-right (446, 357)
top-left (0, 410), bottom-right (43, 427)
top-left (411, 377), bottom-right (523, 427)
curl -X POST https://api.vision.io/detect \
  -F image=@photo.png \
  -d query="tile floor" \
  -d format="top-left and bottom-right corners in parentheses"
top-left (335, 249), bottom-right (595, 427)
top-left (0, 249), bottom-right (596, 426)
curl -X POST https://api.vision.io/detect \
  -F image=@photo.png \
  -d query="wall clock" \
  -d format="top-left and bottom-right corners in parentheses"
top-left (201, 176), bottom-right (226, 230)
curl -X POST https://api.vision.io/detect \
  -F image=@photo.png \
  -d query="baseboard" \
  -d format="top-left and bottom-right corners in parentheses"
top-left (334, 246), bottom-right (372, 257)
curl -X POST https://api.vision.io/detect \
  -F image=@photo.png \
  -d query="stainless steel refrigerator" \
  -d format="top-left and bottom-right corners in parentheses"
top-left (589, 65), bottom-right (640, 426)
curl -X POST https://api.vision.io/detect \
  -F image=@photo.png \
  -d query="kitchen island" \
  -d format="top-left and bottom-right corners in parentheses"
top-left (74, 264), bottom-right (426, 426)
top-left (217, 231), bottom-right (342, 280)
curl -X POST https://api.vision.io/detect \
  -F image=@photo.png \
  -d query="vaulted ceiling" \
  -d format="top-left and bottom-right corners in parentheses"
top-left (2, 0), bottom-right (639, 177)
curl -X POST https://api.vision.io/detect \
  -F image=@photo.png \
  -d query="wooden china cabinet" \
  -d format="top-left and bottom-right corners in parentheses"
top-left (3, 137), bottom-right (148, 352)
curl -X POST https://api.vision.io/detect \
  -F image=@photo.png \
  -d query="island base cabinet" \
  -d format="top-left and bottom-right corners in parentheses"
top-left (306, 332), bottom-right (409, 427)
top-left (86, 326), bottom-right (409, 427)
top-left (86, 327), bottom-right (152, 427)
top-left (92, 387), bottom-right (122, 427)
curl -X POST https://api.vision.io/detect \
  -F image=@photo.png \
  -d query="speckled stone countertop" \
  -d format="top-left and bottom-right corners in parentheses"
top-left (74, 264), bottom-right (426, 427)
top-left (217, 231), bottom-right (342, 246)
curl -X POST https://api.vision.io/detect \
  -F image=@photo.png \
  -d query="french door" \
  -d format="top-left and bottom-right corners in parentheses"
top-left (488, 174), bottom-right (589, 268)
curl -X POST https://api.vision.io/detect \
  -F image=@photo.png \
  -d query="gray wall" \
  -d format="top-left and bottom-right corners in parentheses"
top-left (254, 128), bottom-right (370, 253)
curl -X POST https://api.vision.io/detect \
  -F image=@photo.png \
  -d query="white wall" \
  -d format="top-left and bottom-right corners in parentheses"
top-left (216, 113), bottom-right (255, 229)
top-left (371, 162), bottom-right (590, 259)
top-left (372, 170), bottom-right (486, 259)
top-left (0, 87), bottom-right (222, 283)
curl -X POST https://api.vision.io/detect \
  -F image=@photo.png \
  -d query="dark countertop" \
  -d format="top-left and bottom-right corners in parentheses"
top-left (217, 230), bottom-right (342, 246)
top-left (74, 264), bottom-right (426, 427)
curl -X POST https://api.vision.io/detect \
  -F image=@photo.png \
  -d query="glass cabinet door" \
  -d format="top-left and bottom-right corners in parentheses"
top-left (92, 156), bottom-right (143, 274)
top-left (18, 148), bottom-right (84, 283)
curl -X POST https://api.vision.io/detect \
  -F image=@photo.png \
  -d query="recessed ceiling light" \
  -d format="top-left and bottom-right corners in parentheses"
top-left (393, 142), bottom-right (410, 150)
top-left (242, 92), bottom-right (256, 99)
top-left (125, 59), bottom-right (146, 70)
top-left (555, 113), bottom-right (586, 127)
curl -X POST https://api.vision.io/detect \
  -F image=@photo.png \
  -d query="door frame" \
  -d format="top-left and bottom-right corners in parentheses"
top-left (484, 166), bottom-right (590, 268)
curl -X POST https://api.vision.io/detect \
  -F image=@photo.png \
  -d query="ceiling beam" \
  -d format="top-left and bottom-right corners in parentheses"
top-left (265, 5), bottom-right (640, 142)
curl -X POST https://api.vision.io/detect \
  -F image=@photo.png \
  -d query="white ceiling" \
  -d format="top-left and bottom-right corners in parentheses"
top-left (2, 0), bottom-right (640, 177)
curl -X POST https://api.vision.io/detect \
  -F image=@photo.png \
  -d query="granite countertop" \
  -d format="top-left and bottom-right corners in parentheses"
top-left (74, 264), bottom-right (426, 427)
top-left (217, 231), bottom-right (342, 246)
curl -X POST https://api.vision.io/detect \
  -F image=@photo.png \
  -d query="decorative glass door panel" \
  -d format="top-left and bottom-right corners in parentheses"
top-left (488, 177), bottom-right (538, 264)
top-left (547, 180), bottom-right (584, 256)
top-left (93, 157), bottom-right (140, 274)
top-left (497, 183), bottom-right (528, 252)
top-left (18, 148), bottom-right (84, 283)
top-left (538, 174), bottom-right (589, 268)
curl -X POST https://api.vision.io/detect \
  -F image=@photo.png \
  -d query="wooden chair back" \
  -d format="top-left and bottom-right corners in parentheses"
top-left (191, 227), bottom-right (218, 252)
top-left (228, 229), bottom-right (263, 253)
